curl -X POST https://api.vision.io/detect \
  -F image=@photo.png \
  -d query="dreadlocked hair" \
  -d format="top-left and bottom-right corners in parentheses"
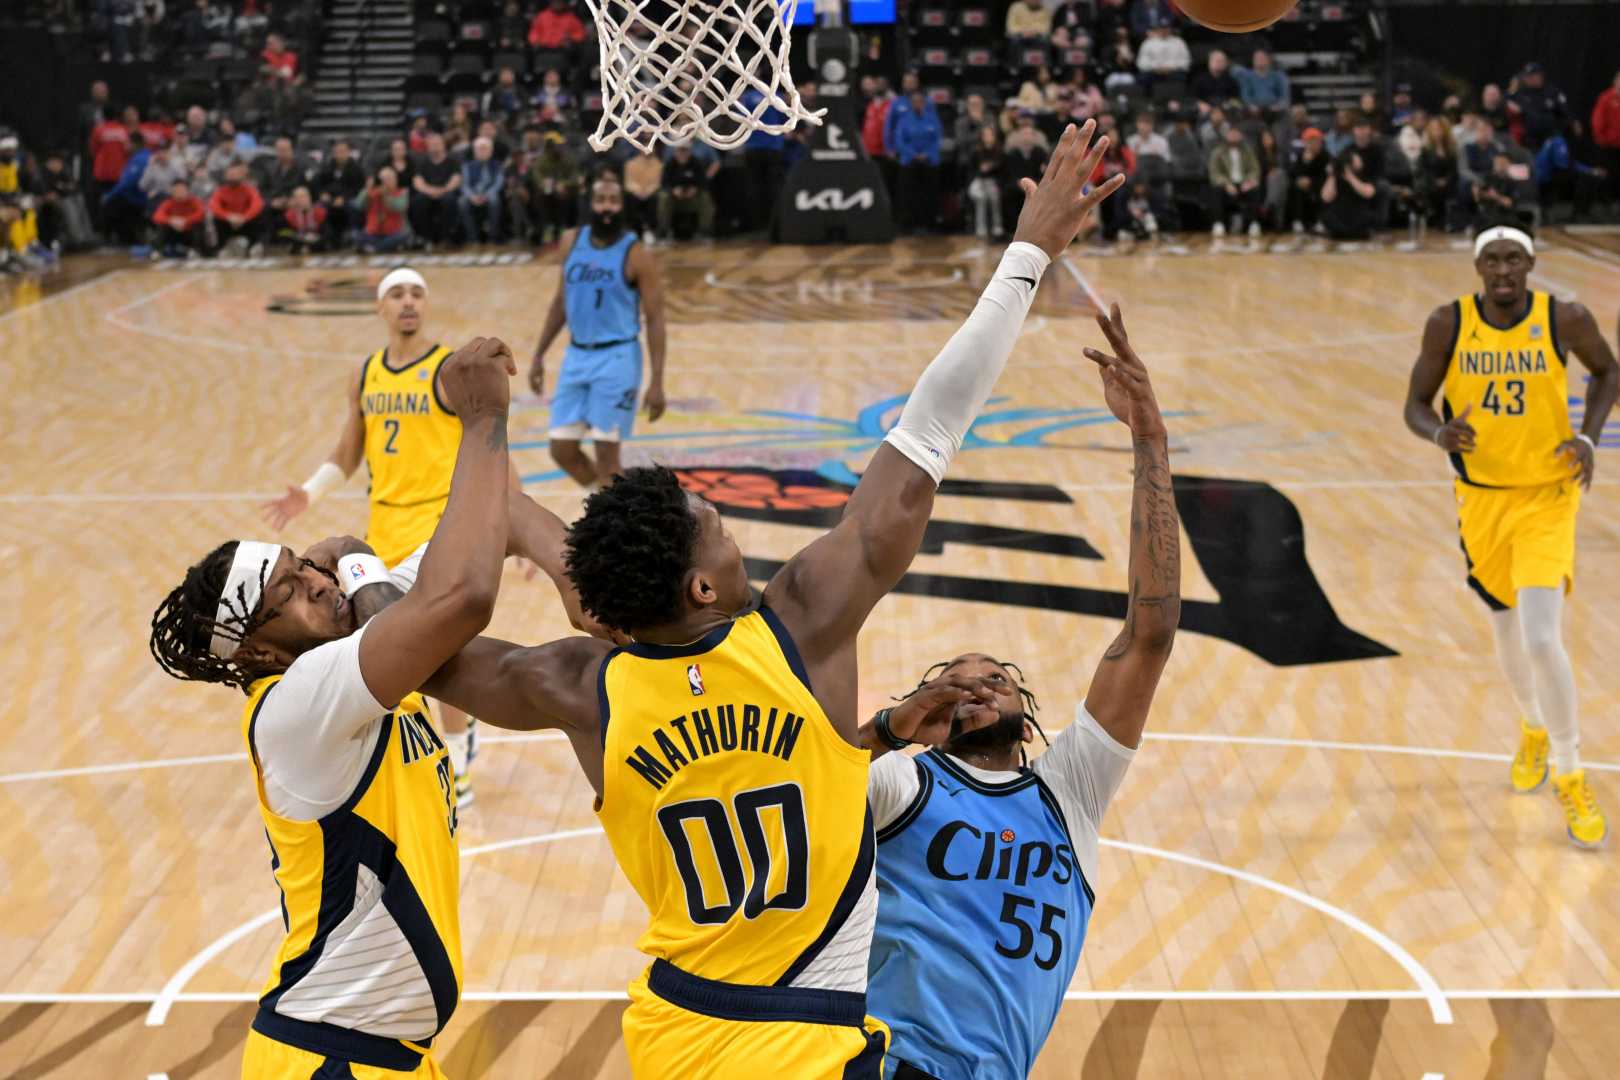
top-left (149, 541), bottom-right (277, 694)
top-left (564, 465), bottom-right (700, 634)
top-left (901, 656), bottom-right (1051, 750)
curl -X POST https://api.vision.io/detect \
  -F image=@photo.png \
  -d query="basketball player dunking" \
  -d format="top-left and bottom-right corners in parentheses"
top-left (261, 268), bottom-right (492, 806)
top-left (1404, 226), bottom-right (1618, 847)
top-left (399, 121), bottom-right (1125, 1078)
top-left (149, 338), bottom-right (526, 1079)
top-left (860, 304), bottom-right (1178, 1080)
top-left (528, 175), bottom-right (668, 489)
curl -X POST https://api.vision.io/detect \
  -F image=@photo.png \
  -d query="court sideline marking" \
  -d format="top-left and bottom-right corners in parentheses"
top-left (0, 267), bottom-right (127, 324)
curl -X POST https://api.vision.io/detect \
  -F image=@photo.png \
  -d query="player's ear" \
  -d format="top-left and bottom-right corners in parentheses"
top-left (230, 639), bottom-right (289, 676)
top-left (686, 570), bottom-right (717, 610)
top-left (1022, 719), bottom-right (1035, 745)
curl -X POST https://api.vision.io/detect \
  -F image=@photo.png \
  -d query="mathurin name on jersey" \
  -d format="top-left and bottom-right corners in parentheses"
top-left (1456, 349), bottom-right (1551, 376)
top-left (624, 701), bottom-right (809, 791)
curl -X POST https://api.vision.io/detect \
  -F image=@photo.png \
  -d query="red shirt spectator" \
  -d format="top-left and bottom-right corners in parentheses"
top-left (90, 119), bottom-right (131, 183)
top-left (862, 94), bottom-right (893, 157)
top-left (139, 119), bottom-right (175, 149)
top-left (285, 203), bottom-right (327, 233)
top-left (262, 33), bottom-right (299, 79)
top-left (1593, 75), bottom-right (1620, 150)
top-left (210, 177), bottom-right (266, 222)
top-left (153, 192), bottom-right (206, 230)
top-left (528, 0), bottom-right (587, 49)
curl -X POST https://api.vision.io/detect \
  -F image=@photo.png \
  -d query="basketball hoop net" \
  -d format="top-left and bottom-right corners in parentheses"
top-left (583, 0), bottom-right (826, 152)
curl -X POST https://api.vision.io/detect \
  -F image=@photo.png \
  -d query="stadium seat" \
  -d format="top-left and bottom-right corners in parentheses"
top-left (491, 50), bottom-right (529, 78)
top-left (417, 18), bottom-right (452, 44)
top-left (962, 45), bottom-right (996, 72)
top-left (917, 45), bottom-right (954, 84)
top-left (459, 20), bottom-right (492, 42)
top-left (958, 7), bottom-right (992, 40)
top-left (410, 53), bottom-right (446, 78)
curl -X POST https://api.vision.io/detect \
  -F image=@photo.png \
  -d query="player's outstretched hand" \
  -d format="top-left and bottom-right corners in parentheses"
top-left (261, 484), bottom-right (309, 531)
top-left (1555, 435), bottom-right (1595, 490)
top-left (1435, 402), bottom-right (1476, 453)
top-left (1011, 119), bottom-right (1126, 260)
top-left (888, 674), bottom-right (1011, 747)
top-left (1082, 303), bottom-right (1166, 439)
top-left (440, 337), bottom-right (518, 418)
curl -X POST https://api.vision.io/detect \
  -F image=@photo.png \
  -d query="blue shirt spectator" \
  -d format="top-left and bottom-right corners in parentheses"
top-left (890, 93), bottom-right (943, 166)
top-left (461, 148), bottom-right (505, 200)
top-left (1533, 133), bottom-right (1600, 185)
top-left (1235, 51), bottom-right (1290, 111)
top-left (105, 144), bottom-right (153, 208)
top-left (884, 90), bottom-right (939, 157)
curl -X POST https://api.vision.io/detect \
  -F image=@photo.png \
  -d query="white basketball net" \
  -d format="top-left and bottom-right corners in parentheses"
top-left (583, 0), bottom-right (825, 152)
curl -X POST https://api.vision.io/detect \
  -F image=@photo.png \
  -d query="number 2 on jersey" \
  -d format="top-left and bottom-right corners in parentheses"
top-left (657, 783), bottom-right (809, 925)
top-left (382, 418), bottom-right (401, 453)
top-left (1480, 379), bottom-right (1525, 416)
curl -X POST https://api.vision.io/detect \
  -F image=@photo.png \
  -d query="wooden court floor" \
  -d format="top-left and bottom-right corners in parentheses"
top-left (2, 233), bottom-right (1619, 1079)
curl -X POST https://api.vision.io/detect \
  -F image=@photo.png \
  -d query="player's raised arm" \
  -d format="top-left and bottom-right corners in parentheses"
top-left (349, 337), bottom-right (516, 708)
top-left (261, 356), bottom-right (367, 530)
top-left (1552, 301), bottom-right (1618, 489)
top-left (763, 120), bottom-right (1125, 736)
top-left (1079, 305), bottom-right (1180, 748)
top-left (1404, 303), bottom-right (1475, 453)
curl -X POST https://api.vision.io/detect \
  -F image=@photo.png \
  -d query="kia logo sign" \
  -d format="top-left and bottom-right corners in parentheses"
top-left (794, 188), bottom-right (875, 211)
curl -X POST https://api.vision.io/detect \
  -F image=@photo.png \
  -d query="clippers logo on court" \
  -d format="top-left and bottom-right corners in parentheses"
top-left (687, 664), bottom-right (705, 696)
top-left (795, 188), bottom-right (875, 212)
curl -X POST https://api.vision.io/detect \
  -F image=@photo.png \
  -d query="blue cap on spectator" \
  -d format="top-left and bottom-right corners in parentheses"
top-left (1522, 61), bottom-right (1544, 75)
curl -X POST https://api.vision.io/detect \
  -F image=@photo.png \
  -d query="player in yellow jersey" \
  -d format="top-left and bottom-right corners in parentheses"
top-left (1405, 226), bottom-right (1618, 848)
top-left (405, 122), bottom-right (1125, 1078)
top-left (149, 338), bottom-right (533, 1078)
top-left (262, 268), bottom-right (489, 807)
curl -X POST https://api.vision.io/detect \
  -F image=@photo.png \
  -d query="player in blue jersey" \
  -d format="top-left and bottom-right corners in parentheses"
top-left (859, 304), bottom-right (1180, 1080)
top-left (529, 174), bottom-right (668, 489)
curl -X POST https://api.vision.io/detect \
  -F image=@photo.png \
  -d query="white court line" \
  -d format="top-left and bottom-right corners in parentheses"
top-left (1141, 731), bottom-right (1620, 775)
top-left (0, 268), bottom-right (127, 324)
top-left (11, 726), bottom-right (1617, 787)
top-left (1058, 254), bottom-right (1109, 311)
top-left (1099, 837), bottom-right (1452, 1025)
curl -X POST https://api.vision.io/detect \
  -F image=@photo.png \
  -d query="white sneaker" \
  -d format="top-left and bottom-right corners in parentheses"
top-left (1248, 221), bottom-right (1262, 239)
top-left (1293, 220), bottom-right (1305, 235)
top-left (1211, 222), bottom-right (1226, 238)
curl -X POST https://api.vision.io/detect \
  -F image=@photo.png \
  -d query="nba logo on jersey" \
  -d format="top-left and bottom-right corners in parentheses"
top-left (348, 563), bottom-right (368, 583)
top-left (687, 664), bottom-right (705, 696)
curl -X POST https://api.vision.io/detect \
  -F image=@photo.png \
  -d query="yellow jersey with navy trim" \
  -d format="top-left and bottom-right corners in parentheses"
top-left (597, 608), bottom-right (878, 995)
top-left (360, 344), bottom-right (460, 512)
top-left (1442, 291), bottom-right (1573, 488)
top-left (242, 677), bottom-right (463, 1070)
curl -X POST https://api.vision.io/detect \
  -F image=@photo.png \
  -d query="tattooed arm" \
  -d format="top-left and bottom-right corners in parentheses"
top-left (1080, 305), bottom-right (1181, 749)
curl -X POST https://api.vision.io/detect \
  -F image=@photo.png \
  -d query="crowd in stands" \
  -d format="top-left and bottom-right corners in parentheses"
top-left (4, 0), bottom-right (1619, 270)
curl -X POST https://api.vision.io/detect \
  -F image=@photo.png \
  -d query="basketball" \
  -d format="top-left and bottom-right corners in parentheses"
top-left (1175, 0), bottom-right (1298, 33)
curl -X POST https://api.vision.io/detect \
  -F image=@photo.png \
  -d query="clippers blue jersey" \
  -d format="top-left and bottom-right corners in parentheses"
top-left (868, 750), bottom-right (1094, 1080)
top-left (564, 227), bottom-right (641, 347)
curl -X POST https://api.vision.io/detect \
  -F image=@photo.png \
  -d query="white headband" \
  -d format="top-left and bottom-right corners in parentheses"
top-left (377, 267), bottom-right (427, 300)
top-left (210, 541), bottom-right (282, 660)
top-left (1474, 226), bottom-right (1534, 259)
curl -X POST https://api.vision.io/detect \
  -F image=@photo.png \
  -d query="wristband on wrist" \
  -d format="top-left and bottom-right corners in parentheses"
top-left (1432, 425), bottom-right (1447, 447)
top-left (336, 554), bottom-right (390, 597)
top-left (873, 707), bottom-right (913, 751)
top-left (1577, 433), bottom-right (1596, 452)
top-left (301, 461), bottom-right (344, 503)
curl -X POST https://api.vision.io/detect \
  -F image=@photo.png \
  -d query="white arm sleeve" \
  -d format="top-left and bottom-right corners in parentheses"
top-left (868, 751), bottom-right (924, 832)
top-left (252, 621), bottom-right (390, 821)
top-left (1030, 704), bottom-right (1137, 887)
top-left (882, 241), bottom-right (1052, 484)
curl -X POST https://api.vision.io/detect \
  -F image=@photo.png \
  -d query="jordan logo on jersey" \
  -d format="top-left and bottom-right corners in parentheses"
top-left (687, 664), bottom-right (705, 696)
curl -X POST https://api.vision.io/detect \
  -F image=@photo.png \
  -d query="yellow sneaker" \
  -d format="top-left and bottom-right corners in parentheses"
top-left (1511, 722), bottom-right (1550, 793)
top-left (1552, 769), bottom-right (1607, 849)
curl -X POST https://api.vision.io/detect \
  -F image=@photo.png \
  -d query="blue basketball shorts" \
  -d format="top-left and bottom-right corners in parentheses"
top-left (549, 342), bottom-right (643, 443)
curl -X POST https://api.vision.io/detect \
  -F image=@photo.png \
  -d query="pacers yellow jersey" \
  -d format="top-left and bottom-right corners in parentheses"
top-left (597, 608), bottom-right (877, 991)
top-left (1442, 291), bottom-right (1573, 488)
top-left (360, 345), bottom-right (460, 565)
top-left (242, 677), bottom-right (462, 1070)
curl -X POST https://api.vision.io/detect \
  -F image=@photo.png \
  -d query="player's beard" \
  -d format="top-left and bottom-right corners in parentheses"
top-left (945, 705), bottom-right (1025, 755)
top-left (592, 209), bottom-right (624, 240)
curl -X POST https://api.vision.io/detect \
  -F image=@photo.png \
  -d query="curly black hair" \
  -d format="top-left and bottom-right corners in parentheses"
top-left (149, 541), bottom-right (279, 694)
top-left (564, 465), bottom-right (701, 634)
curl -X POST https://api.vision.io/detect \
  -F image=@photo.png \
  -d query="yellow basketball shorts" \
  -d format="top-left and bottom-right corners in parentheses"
top-left (241, 1029), bottom-right (447, 1080)
top-left (624, 960), bottom-right (889, 1080)
top-left (368, 496), bottom-right (449, 568)
top-left (1455, 478), bottom-right (1579, 610)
